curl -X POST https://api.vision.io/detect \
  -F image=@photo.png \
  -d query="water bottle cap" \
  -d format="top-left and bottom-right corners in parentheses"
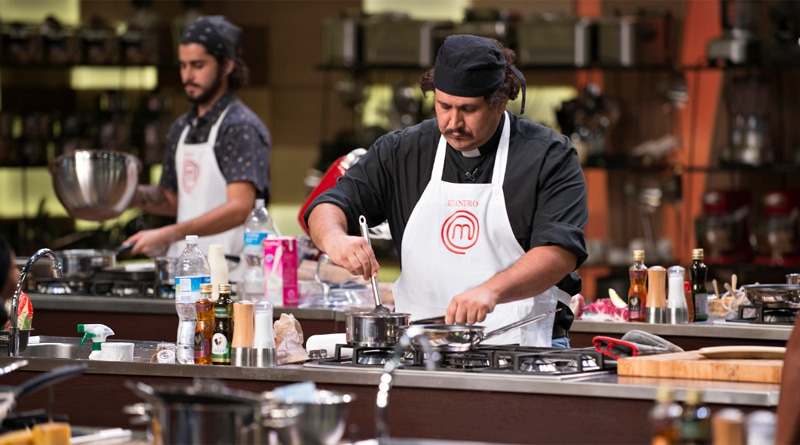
top-left (185, 235), bottom-right (199, 243)
top-left (255, 199), bottom-right (265, 208)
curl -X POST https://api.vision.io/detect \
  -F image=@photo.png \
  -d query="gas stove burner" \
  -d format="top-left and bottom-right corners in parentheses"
top-left (355, 349), bottom-right (394, 366)
top-left (732, 304), bottom-right (798, 325)
top-left (517, 352), bottom-right (601, 374)
top-left (444, 352), bottom-right (491, 369)
top-left (36, 280), bottom-right (86, 295)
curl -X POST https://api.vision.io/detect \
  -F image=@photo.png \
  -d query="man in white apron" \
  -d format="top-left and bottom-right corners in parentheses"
top-left (306, 35), bottom-right (587, 347)
top-left (125, 16), bottom-right (271, 284)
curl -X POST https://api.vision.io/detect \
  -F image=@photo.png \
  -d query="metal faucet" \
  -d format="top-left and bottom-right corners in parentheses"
top-left (8, 249), bottom-right (62, 356)
top-left (375, 325), bottom-right (438, 444)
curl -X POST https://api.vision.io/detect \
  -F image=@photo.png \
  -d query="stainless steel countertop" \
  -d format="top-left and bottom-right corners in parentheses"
top-left (0, 336), bottom-right (781, 408)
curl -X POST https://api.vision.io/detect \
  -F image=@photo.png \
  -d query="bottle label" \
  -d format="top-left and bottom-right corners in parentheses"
top-left (695, 292), bottom-right (709, 318)
top-left (628, 295), bottom-right (643, 320)
top-left (176, 275), bottom-right (210, 304)
top-left (244, 232), bottom-right (268, 247)
top-left (194, 329), bottom-right (210, 360)
top-left (212, 332), bottom-right (231, 364)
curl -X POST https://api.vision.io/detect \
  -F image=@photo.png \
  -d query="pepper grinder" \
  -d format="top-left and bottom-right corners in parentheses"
top-left (645, 266), bottom-right (667, 324)
top-left (231, 301), bottom-right (255, 366)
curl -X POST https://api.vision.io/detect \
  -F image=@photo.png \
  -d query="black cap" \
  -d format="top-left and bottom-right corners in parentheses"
top-left (180, 15), bottom-right (242, 60)
top-left (434, 34), bottom-right (505, 98)
top-left (433, 34), bottom-right (526, 113)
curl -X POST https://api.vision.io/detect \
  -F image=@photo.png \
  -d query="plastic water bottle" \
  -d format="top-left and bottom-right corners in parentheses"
top-left (175, 235), bottom-right (211, 364)
top-left (243, 199), bottom-right (279, 301)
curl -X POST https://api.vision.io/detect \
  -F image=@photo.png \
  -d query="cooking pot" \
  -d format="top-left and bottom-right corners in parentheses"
top-left (346, 311), bottom-right (411, 348)
top-left (262, 389), bottom-right (354, 445)
top-left (55, 249), bottom-right (116, 279)
top-left (125, 379), bottom-right (264, 445)
top-left (742, 284), bottom-right (800, 308)
top-left (408, 309), bottom-right (558, 352)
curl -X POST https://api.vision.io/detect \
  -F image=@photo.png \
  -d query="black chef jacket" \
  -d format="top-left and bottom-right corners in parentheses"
top-left (305, 113), bottom-right (588, 333)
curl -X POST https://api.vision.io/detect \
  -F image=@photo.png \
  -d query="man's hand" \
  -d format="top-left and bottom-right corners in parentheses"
top-left (445, 286), bottom-right (499, 325)
top-left (322, 235), bottom-right (380, 281)
top-left (125, 226), bottom-right (180, 258)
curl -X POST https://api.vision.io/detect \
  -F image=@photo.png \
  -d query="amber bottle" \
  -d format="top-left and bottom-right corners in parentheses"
top-left (628, 250), bottom-right (648, 322)
top-left (194, 283), bottom-right (215, 365)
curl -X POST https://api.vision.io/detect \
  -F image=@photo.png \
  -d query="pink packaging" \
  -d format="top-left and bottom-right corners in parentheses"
top-left (263, 236), bottom-right (298, 306)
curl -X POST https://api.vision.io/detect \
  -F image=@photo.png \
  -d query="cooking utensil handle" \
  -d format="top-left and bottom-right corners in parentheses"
top-left (479, 308), bottom-right (561, 343)
top-left (359, 215), bottom-right (382, 307)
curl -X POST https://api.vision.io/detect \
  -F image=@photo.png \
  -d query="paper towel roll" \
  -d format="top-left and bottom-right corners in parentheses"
top-left (305, 333), bottom-right (350, 359)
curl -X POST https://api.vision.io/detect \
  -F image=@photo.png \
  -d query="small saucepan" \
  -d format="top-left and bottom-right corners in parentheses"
top-left (742, 284), bottom-right (800, 308)
top-left (345, 311), bottom-right (411, 348)
top-left (408, 308), bottom-right (559, 353)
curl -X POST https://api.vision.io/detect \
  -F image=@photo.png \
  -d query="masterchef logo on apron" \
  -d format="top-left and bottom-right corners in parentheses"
top-left (181, 158), bottom-right (201, 194)
top-left (441, 209), bottom-right (480, 254)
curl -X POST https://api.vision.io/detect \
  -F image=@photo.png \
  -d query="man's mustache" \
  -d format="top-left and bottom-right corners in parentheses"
top-left (444, 128), bottom-right (471, 137)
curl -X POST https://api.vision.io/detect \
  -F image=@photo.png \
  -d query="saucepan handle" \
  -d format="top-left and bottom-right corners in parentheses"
top-left (478, 308), bottom-right (561, 344)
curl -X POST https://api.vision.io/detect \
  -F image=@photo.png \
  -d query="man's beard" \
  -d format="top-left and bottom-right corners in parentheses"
top-left (185, 67), bottom-right (224, 106)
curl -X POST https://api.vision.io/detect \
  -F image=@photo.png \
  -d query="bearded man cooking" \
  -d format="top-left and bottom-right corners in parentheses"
top-left (305, 34), bottom-right (588, 347)
top-left (124, 16), bottom-right (271, 283)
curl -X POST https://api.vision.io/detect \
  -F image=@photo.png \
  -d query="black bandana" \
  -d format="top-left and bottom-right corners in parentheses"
top-left (433, 34), bottom-right (526, 113)
top-left (180, 15), bottom-right (242, 60)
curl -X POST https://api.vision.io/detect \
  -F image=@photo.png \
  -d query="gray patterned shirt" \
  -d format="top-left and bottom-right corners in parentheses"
top-left (159, 91), bottom-right (272, 203)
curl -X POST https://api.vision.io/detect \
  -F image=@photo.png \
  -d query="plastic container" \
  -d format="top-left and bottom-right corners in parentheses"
top-left (77, 324), bottom-right (114, 360)
top-left (243, 199), bottom-right (280, 302)
top-left (175, 235), bottom-right (211, 365)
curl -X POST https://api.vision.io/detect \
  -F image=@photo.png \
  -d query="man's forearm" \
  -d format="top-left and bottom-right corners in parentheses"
top-left (485, 245), bottom-right (576, 304)
top-left (132, 185), bottom-right (177, 217)
top-left (308, 203), bottom-right (349, 253)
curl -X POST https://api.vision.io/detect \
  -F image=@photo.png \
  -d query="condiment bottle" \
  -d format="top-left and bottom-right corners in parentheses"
top-left (212, 283), bottom-right (233, 366)
top-left (690, 248), bottom-right (709, 322)
top-left (667, 266), bottom-right (689, 324)
top-left (711, 408), bottom-right (744, 445)
top-left (628, 249), bottom-right (648, 322)
top-left (646, 266), bottom-right (667, 324)
top-left (253, 300), bottom-right (276, 367)
top-left (684, 281), bottom-right (695, 323)
top-left (650, 386), bottom-right (682, 445)
top-left (194, 283), bottom-right (215, 365)
top-left (231, 301), bottom-right (255, 366)
top-left (680, 389), bottom-right (711, 445)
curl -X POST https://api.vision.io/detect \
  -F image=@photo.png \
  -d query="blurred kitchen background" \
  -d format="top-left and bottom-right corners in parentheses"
top-left (3, 0), bottom-right (800, 299)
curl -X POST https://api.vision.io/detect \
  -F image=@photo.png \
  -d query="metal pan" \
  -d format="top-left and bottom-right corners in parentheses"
top-left (742, 284), bottom-right (800, 308)
top-left (408, 308), bottom-right (559, 352)
top-left (346, 311), bottom-right (411, 348)
top-left (55, 249), bottom-right (116, 279)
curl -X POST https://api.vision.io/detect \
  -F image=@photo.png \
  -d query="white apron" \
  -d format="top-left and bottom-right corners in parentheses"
top-left (394, 112), bottom-right (570, 347)
top-left (167, 106), bottom-right (245, 283)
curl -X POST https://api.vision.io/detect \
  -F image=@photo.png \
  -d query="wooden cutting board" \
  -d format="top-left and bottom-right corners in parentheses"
top-left (617, 349), bottom-right (784, 383)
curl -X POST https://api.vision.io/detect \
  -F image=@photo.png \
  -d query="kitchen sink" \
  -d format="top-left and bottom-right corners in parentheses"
top-left (20, 342), bottom-right (88, 360)
top-left (13, 336), bottom-right (158, 361)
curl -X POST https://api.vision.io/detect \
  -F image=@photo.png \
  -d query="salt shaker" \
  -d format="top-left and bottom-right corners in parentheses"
top-left (667, 266), bottom-right (689, 324)
top-left (253, 300), bottom-right (277, 367)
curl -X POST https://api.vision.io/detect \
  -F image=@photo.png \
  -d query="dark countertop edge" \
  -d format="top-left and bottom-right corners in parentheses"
top-left (571, 319), bottom-right (793, 341)
top-left (27, 294), bottom-right (340, 321)
top-left (29, 294), bottom-right (793, 340)
top-left (0, 356), bottom-right (779, 408)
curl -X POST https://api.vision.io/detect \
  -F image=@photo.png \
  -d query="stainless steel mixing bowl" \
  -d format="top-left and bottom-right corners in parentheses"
top-left (48, 149), bottom-right (142, 221)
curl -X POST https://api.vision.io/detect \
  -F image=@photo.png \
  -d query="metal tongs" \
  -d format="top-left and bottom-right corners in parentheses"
top-left (359, 215), bottom-right (391, 316)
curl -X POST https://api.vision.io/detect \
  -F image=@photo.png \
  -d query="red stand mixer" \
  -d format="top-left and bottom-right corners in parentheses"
top-left (695, 189), bottom-right (753, 265)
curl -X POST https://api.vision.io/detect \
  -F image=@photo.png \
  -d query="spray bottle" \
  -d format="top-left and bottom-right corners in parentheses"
top-left (78, 324), bottom-right (115, 360)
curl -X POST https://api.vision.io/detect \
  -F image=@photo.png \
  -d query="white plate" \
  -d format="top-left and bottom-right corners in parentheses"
top-left (697, 346), bottom-right (786, 360)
